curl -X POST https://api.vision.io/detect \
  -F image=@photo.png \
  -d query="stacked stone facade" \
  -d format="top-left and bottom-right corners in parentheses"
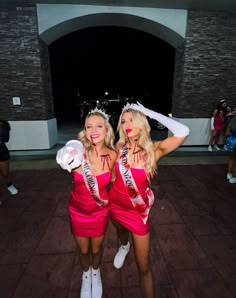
top-left (0, 3), bottom-right (54, 121)
top-left (172, 10), bottom-right (236, 117)
top-left (0, 3), bottom-right (236, 122)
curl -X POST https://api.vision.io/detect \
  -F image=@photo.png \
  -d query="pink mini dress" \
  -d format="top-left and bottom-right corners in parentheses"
top-left (69, 171), bottom-right (111, 237)
top-left (214, 111), bottom-right (224, 131)
top-left (109, 162), bottom-right (152, 236)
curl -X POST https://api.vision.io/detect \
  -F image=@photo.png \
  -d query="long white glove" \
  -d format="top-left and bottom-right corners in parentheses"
top-left (56, 140), bottom-right (84, 172)
top-left (132, 102), bottom-right (190, 137)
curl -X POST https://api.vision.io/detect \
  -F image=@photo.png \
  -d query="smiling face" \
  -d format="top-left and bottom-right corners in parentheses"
top-left (85, 114), bottom-right (107, 144)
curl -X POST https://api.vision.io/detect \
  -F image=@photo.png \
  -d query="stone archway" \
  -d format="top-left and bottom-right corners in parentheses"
top-left (3, 4), bottom-right (187, 150)
top-left (4, 3), bottom-right (234, 148)
top-left (36, 4), bottom-right (187, 146)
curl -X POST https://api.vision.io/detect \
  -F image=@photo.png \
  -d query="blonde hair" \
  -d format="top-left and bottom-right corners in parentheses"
top-left (116, 109), bottom-right (157, 175)
top-left (78, 112), bottom-right (116, 160)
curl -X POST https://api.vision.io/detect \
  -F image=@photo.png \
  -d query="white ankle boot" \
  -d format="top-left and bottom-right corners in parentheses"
top-left (81, 268), bottom-right (92, 298)
top-left (92, 267), bottom-right (102, 298)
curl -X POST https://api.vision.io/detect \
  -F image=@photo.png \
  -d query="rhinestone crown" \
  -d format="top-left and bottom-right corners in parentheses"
top-left (89, 107), bottom-right (109, 120)
top-left (121, 102), bottom-right (137, 113)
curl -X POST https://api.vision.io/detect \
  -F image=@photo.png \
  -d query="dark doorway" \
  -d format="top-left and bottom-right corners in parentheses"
top-left (49, 26), bottom-right (175, 126)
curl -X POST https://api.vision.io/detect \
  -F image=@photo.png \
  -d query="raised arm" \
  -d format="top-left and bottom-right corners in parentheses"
top-left (132, 102), bottom-right (190, 158)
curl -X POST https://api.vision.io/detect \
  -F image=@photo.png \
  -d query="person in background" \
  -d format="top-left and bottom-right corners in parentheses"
top-left (223, 105), bottom-right (235, 150)
top-left (225, 114), bottom-right (236, 183)
top-left (208, 99), bottom-right (227, 151)
top-left (108, 102), bottom-right (189, 298)
top-left (56, 108), bottom-right (117, 298)
top-left (0, 119), bottom-right (18, 206)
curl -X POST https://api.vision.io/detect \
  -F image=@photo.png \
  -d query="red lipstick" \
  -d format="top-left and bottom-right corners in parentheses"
top-left (126, 128), bottom-right (132, 133)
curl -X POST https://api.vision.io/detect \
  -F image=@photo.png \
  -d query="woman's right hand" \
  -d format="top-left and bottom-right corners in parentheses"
top-left (56, 140), bottom-right (84, 172)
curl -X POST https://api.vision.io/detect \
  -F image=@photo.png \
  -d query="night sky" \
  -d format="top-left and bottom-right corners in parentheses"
top-left (49, 26), bottom-right (175, 123)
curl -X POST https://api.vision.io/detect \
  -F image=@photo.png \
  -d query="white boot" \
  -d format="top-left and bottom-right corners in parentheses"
top-left (81, 268), bottom-right (92, 298)
top-left (91, 267), bottom-right (102, 298)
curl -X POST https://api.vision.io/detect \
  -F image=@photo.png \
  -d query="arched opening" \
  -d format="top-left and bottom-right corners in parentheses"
top-left (49, 25), bottom-right (175, 131)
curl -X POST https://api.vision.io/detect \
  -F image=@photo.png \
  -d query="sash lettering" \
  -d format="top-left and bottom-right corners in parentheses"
top-left (119, 143), bottom-right (154, 224)
top-left (82, 158), bottom-right (108, 207)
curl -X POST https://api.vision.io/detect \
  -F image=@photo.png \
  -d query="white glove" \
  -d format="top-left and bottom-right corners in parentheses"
top-left (56, 140), bottom-right (84, 172)
top-left (210, 117), bottom-right (214, 130)
top-left (132, 102), bottom-right (190, 137)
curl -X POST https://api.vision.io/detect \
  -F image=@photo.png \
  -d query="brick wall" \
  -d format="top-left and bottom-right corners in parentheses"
top-left (1, 4), bottom-right (236, 121)
top-left (0, 3), bottom-right (54, 121)
top-left (172, 10), bottom-right (236, 118)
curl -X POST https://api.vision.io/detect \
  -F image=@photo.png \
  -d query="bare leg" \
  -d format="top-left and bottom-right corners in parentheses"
top-left (223, 129), bottom-right (227, 145)
top-left (228, 151), bottom-right (235, 173)
top-left (74, 236), bottom-right (91, 271)
top-left (231, 150), bottom-right (236, 177)
top-left (91, 236), bottom-right (105, 269)
top-left (0, 160), bottom-right (12, 185)
top-left (214, 130), bottom-right (222, 146)
top-left (111, 218), bottom-right (129, 245)
top-left (208, 131), bottom-right (215, 146)
top-left (132, 232), bottom-right (154, 298)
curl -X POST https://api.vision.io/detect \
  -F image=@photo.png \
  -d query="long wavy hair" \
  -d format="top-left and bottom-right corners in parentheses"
top-left (78, 111), bottom-right (116, 161)
top-left (116, 109), bottom-right (157, 175)
top-left (215, 100), bottom-right (227, 116)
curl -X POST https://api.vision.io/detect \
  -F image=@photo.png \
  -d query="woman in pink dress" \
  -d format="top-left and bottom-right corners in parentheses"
top-left (56, 109), bottom-right (117, 298)
top-left (109, 102), bottom-right (189, 298)
top-left (208, 99), bottom-right (227, 151)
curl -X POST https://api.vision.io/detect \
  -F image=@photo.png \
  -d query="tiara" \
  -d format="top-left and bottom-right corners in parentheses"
top-left (121, 102), bottom-right (137, 113)
top-left (89, 107), bottom-right (110, 120)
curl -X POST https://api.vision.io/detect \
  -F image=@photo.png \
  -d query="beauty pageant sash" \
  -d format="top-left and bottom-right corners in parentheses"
top-left (119, 143), bottom-right (154, 224)
top-left (82, 158), bottom-right (108, 207)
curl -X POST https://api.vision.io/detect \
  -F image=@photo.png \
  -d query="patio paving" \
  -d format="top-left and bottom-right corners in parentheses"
top-left (0, 159), bottom-right (236, 298)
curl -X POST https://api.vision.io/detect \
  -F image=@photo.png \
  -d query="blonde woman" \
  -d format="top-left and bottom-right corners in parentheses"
top-left (208, 99), bottom-right (227, 151)
top-left (109, 102), bottom-right (189, 298)
top-left (56, 109), bottom-right (117, 298)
